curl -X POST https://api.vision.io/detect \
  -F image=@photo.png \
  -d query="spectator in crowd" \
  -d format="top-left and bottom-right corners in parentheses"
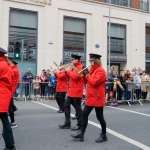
top-left (23, 68), bottom-right (33, 99)
top-left (49, 73), bottom-right (56, 99)
top-left (131, 67), bottom-right (136, 72)
top-left (107, 66), bottom-right (115, 93)
top-left (141, 71), bottom-right (150, 100)
top-left (119, 72), bottom-right (128, 100)
top-left (112, 71), bottom-right (124, 100)
top-left (107, 66), bottom-right (115, 101)
top-left (45, 69), bottom-right (51, 99)
top-left (133, 71), bottom-right (141, 100)
top-left (113, 71), bottom-right (124, 91)
top-left (33, 75), bottom-right (41, 101)
top-left (40, 69), bottom-right (47, 100)
top-left (126, 72), bottom-right (135, 102)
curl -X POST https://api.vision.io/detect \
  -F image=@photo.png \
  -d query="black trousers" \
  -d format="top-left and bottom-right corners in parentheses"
top-left (55, 92), bottom-right (66, 111)
top-left (142, 92), bottom-right (147, 99)
top-left (0, 113), bottom-right (15, 148)
top-left (64, 96), bottom-right (82, 126)
top-left (81, 105), bottom-right (106, 134)
top-left (9, 98), bottom-right (15, 123)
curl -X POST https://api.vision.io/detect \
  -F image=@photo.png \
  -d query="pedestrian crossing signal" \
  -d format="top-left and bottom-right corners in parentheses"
top-left (14, 42), bottom-right (21, 59)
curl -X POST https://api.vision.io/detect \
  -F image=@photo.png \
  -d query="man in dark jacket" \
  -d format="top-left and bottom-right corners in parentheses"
top-left (0, 47), bottom-right (16, 150)
top-left (23, 68), bottom-right (33, 99)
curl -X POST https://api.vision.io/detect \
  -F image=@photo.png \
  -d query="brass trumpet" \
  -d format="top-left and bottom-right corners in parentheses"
top-left (53, 61), bottom-right (72, 72)
top-left (78, 65), bottom-right (91, 74)
top-left (70, 64), bottom-right (91, 76)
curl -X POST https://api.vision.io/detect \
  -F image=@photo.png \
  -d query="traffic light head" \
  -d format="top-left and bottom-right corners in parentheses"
top-left (14, 42), bottom-right (21, 59)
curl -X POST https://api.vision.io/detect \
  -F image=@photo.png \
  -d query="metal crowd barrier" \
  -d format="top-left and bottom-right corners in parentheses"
top-left (13, 81), bottom-right (150, 106)
top-left (30, 82), bottom-right (56, 101)
top-left (13, 82), bottom-right (32, 102)
top-left (106, 81), bottom-right (150, 106)
top-left (13, 81), bottom-right (56, 102)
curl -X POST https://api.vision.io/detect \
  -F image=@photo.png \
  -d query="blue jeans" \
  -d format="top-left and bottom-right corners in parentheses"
top-left (25, 83), bottom-right (30, 97)
top-left (45, 85), bottom-right (50, 96)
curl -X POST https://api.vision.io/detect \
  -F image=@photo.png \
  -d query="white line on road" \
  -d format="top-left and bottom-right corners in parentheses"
top-left (106, 106), bottom-right (150, 117)
top-left (33, 101), bottom-right (150, 150)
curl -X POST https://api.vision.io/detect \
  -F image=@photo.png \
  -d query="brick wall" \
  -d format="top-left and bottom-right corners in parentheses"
top-left (131, 0), bottom-right (140, 9)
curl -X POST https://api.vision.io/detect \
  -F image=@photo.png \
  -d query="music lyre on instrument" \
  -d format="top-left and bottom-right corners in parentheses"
top-left (53, 61), bottom-right (60, 70)
top-left (49, 66), bottom-right (53, 72)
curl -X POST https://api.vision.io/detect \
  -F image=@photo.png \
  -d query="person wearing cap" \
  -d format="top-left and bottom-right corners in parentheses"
top-left (71, 53), bottom-right (107, 143)
top-left (23, 68), bottom-right (33, 99)
top-left (6, 57), bottom-right (20, 129)
top-left (59, 54), bottom-right (83, 130)
top-left (53, 64), bottom-right (68, 113)
top-left (0, 47), bottom-right (16, 150)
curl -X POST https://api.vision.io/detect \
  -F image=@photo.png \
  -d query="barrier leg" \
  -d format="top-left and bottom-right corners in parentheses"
top-left (25, 96), bottom-right (26, 102)
top-left (138, 100), bottom-right (143, 106)
top-left (127, 100), bottom-right (131, 106)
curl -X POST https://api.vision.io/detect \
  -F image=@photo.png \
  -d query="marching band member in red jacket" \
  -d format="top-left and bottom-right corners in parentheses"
top-left (71, 53), bottom-right (107, 143)
top-left (0, 47), bottom-right (16, 150)
top-left (6, 57), bottom-right (20, 129)
top-left (59, 54), bottom-right (83, 130)
top-left (54, 67), bottom-right (68, 113)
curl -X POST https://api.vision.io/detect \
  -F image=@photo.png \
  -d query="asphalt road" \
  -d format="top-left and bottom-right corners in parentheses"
top-left (0, 100), bottom-right (150, 150)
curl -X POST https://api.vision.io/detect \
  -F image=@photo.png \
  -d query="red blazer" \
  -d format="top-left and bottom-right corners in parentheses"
top-left (55, 72), bottom-right (68, 92)
top-left (66, 62), bottom-right (83, 98)
top-left (11, 65), bottom-right (20, 95)
top-left (84, 65), bottom-right (106, 107)
top-left (0, 57), bottom-right (13, 112)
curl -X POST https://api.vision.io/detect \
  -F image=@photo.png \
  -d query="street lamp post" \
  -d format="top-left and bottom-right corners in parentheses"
top-left (108, 0), bottom-right (111, 70)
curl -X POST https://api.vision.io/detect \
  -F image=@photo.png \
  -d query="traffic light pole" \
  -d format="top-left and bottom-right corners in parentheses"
top-left (20, 39), bottom-right (24, 98)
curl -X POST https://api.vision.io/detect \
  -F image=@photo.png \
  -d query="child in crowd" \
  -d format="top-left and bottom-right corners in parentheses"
top-left (33, 75), bottom-right (41, 101)
top-left (40, 69), bottom-right (47, 100)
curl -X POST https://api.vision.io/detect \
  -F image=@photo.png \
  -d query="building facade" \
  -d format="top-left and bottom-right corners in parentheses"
top-left (0, 0), bottom-right (150, 75)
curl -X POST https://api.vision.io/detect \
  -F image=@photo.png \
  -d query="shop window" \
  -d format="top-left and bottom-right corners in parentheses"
top-left (107, 23), bottom-right (126, 54)
top-left (8, 9), bottom-right (38, 75)
top-left (63, 16), bottom-right (86, 64)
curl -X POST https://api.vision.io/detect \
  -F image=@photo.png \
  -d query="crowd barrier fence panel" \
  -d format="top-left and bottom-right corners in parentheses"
top-left (106, 81), bottom-right (150, 106)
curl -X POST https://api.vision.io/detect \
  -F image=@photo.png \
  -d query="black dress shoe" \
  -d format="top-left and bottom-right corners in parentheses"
top-left (13, 107), bottom-right (18, 112)
top-left (71, 131), bottom-right (84, 141)
top-left (71, 116), bottom-right (77, 120)
top-left (57, 110), bottom-right (64, 113)
top-left (59, 124), bottom-right (70, 129)
top-left (71, 125), bottom-right (81, 131)
top-left (95, 134), bottom-right (107, 143)
top-left (4, 146), bottom-right (16, 150)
